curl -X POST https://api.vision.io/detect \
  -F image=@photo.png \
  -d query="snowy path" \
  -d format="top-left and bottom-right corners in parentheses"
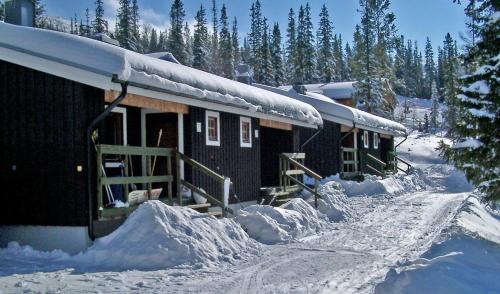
top-left (0, 189), bottom-right (467, 294)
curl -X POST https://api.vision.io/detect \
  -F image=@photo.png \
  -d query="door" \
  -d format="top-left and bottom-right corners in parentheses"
top-left (260, 126), bottom-right (293, 187)
top-left (145, 112), bottom-right (178, 197)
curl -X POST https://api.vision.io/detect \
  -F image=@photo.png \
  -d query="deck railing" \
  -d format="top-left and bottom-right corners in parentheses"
top-left (96, 144), bottom-right (174, 219)
top-left (341, 147), bottom-right (359, 177)
top-left (176, 151), bottom-right (234, 217)
top-left (359, 150), bottom-right (388, 177)
top-left (279, 153), bottom-right (322, 208)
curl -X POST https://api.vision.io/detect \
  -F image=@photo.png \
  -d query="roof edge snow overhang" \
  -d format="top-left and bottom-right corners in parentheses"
top-left (0, 42), bottom-right (319, 129)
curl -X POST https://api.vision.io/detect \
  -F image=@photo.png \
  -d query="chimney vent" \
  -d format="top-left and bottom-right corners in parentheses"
top-left (5, 0), bottom-right (35, 27)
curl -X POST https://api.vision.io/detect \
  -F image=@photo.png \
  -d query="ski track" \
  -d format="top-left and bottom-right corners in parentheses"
top-left (0, 190), bottom-right (468, 294)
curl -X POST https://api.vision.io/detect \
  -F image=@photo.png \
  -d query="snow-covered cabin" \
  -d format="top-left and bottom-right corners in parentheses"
top-left (0, 22), bottom-right (323, 252)
top-left (255, 84), bottom-right (407, 179)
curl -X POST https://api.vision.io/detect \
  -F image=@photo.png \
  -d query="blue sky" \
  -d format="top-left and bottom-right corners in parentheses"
top-left (41, 0), bottom-right (467, 50)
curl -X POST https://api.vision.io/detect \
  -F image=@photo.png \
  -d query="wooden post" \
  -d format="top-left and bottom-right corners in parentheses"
top-left (167, 152), bottom-right (172, 204)
top-left (314, 178), bottom-right (319, 209)
top-left (124, 152), bottom-right (129, 203)
top-left (96, 145), bottom-right (103, 219)
top-left (147, 155), bottom-right (152, 200)
top-left (221, 179), bottom-right (227, 217)
top-left (176, 151), bottom-right (182, 206)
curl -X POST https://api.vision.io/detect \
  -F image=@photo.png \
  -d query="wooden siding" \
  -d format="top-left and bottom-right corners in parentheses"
top-left (0, 60), bottom-right (104, 226)
top-left (184, 107), bottom-right (261, 203)
top-left (260, 127), bottom-right (294, 187)
top-left (300, 120), bottom-right (341, 178)
top-left (259, 119), bottom-right (293, 131)
top-left (105, 90), bottom-right (189, 114)
top-left (380, 136), bottom-right (394, 164)
top-left (358, 129), bottom-right (382, 174)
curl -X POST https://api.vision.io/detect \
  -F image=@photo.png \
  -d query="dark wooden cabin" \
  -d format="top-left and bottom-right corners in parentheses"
top-left (0, 22), bottom-right (323, 252)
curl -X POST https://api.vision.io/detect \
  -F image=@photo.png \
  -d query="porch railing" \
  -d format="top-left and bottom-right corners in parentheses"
top-left (360, 150), bottom-right (388, 177)
top-left (279, 153), bottom-right (322, 208)
top-left (341, 147), bottom-right (359, 177)
top-left (176, 151), bottom-right (234, 217)
top-left (96, 144), bottom-right (174, 219)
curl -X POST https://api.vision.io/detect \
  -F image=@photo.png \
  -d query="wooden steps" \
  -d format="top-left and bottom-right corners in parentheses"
top-left (261, 185), bottom-right (302, 207)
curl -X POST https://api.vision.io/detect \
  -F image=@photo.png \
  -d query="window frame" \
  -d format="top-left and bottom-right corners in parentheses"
top-left (205, 111), bottom-right (221, 146)
top-left (240, 116), bottom-right (252, 148)
top-left (363, 130), bottom-right (369, 148)
top-left (373, 133), bottom-right (379, 149)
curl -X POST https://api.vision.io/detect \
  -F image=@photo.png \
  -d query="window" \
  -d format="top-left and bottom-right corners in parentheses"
top-left (206, 111), bottom-right (220, 146)
top-left (240, 117), bottom-right (252, 147)
top-left (363, 131), bottom-right (369, 148)
top-left (373, 133), bottom-right (379, 149)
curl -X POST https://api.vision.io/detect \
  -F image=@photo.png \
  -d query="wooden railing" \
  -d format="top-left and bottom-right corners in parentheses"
top-left (341, 147), bottom-right (359, 177)
top-left (360, 150), bottom-right (388, 177)
top-left (176, 151), bottom-right (234, 217)
top-left (387, 151), bottom-right (413, 175)
top-left (96, 144), bottom-right (174, 219)
top-left (279, 153), bottom-right (322, 208)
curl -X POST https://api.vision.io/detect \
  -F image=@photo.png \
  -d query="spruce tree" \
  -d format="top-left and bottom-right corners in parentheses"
top-left (316, 4), bottom-right (335, 83)
top-left (149, 28), bottom-right (158, 53)
top-left (295, 4), bottom-right (316, 84)
top-left (117, 0), bottom-right (138, 51)
top-left (34, 0), bottom-right (46, 28)
top-left (248, 0), bottom-right (263, 77)
top-left (232, 17), bottom-right (241, 66)
top-left (184, 22), bottom-right (193, 65)
top-left (93, 0), bottom-right (107, 33)
top-left (84, 8), bottom-right (91, 37)
top-left (423, 37), bottom-right (436, 98)
top-left (442, 33), bottom-right (460, 136)
top-left (430, 80), bottom-right (440, 132)
top-left (441, 1), bottom-right (499, 200)
top-left (255, 18), bottom-right (273, 85)
top-left (167, 0), bottom-right (187, 64)
top-left (192, 5), bottom-right (210, 71)
top-left (209, 0), bottom-right (220, 74)
top-left (285, 8), bottom-right (297, 83)
top-left (0, 2), bottom-right (4, 21)
top-left (271, 23), bottom-right (285, 86)
top-left (219, 4), bottom-right (234, 79)
top-left (131, 0), bottom-right (140, 51)
top-left (140, 24), bottom-right (151, 53)
top-left (393, 35), bottom-right (407, 95)
top-left (423, 113), bottom-right (430, 133)
top-left (344, 42), bottom-right (354, 80)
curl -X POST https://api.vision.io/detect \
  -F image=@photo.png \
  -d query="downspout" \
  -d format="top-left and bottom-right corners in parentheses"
top-left (300, 125), bottom-right (323, 151)
top-left (86, 78), bottom-right (128, 240)
top-left (395, 132), bottom-right (408, 149)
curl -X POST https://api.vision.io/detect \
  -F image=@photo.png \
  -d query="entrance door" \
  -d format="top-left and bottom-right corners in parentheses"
top-left (145, 112), bottom-right (178, 197)
top-left (260, 126), bottom-right (293, 187)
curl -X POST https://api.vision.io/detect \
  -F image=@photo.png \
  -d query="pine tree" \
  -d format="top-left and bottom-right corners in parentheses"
top-left (441, 1), bottom-right (499, 200)
top-left (184, 22), bottom-right (193, 65)
top-left (423, 112), bottom-right (430, 133)
top-left (0, 2), bottom-right (4, 21)
top-left (436, 46), bottom-right (445, 96)
top-left (316, 4), bottom-right (335, 83)
top-left (192, 5), bottom-right (210, 71)
top-left (34, 0), bottom-right (46, 28)
top-left (430, 80), bottom-right (440, 131)
top-left (285, 8), bottom-right (297, 83)
top-left (167, 0), bottom-right (187, 64)
top-left (392, 35), bottom-right (407, 95)
top-left (116, 0), bottom-right (138, 51)
top-left (295, 4), bottom-right (316, 84)
top-left (442, 33), bottom-right (460, 136)
top-left (209, 0), bottom-right (220, 74)
top-left (131, 0), bottom-right (141, 51)
top-left (219, 4), bottom-right (234, 79)
top-left (336, 35), bottom-right (349, 81)
top-left (413, 41), bottom-right (424, 97)
top-left (255, 18), bottom-right (273, 85)
top-left (248, 0), bottom-right (263, 77)
top-left (423, 37), bottom-right (436, 98)
top-left (344, 42), bottom-right (354, 81)
top-left (83, 8), bottom-right (91, 37)
top-left (353, 0), bottom-right (396, 118)
top-left (140, 24), bottom-right (151, 53)
top-left (93, 0), bottom-right (107, 33)
top-left (270, 22), bottom-right (285, 86)
top-left (149, 28), bottom-right (158, 52)
top-left (241, 37), bottom-right (251, 64)
top-left (232, 17), bottom-right (240, 66)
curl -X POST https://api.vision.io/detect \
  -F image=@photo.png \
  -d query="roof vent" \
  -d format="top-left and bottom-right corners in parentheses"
top-left (5, 0), bottom-right (35, 27)
top-left (293, 84), bottom-right (307, 95)
top-left (146, 52), bottom-right (181, 64)
top-left (235, 64), bottom-right (254, 84)
top-left (90, 33), bottom-right (120, 47)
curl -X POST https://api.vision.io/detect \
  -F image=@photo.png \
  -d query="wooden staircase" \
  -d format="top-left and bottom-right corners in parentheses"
top-left (185, 202), bottom-right (223, 217)
top-left (261, 185), bottom-right (302, 207)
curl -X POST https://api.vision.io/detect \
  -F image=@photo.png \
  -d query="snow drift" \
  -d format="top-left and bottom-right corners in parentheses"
top-left (376, 195), bottom-right (500, 294)
top-left (76, 201), bottom-right (259, 270)
top-left (235, 199), bottom-right (330, 244)
top-left (302, 180), bottom-right (353, 221)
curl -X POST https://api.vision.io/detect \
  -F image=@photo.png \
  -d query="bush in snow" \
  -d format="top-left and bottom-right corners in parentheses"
top-left (235, 199), bottom-right (330, 245)
top-left (75, 201), bottom-right (259, 270)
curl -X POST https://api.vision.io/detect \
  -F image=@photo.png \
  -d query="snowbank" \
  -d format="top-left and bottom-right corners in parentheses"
top-left (235, 199), bottom-right (330, 244)
top-left (302, 181), bottom-right (353, 221)
top-left (76, 201), bottom-right (259, 270)
top-left (324, 172), bottom-right (426, 197)
top-left (376, 195), bottom-right (500, 294)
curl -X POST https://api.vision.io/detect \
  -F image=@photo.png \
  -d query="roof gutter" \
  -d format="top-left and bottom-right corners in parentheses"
top-left (86, 77), bottom-right (128, 240)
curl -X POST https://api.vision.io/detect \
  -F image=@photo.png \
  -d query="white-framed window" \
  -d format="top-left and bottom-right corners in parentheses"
top-left (373, 133), bottom-right (379, 149)
top-left (240, 117), bottom-right (252, 148)
top-left (363, 130), bottom-right (369, 148)
top-left (205, 111), bottom-right (220, 146)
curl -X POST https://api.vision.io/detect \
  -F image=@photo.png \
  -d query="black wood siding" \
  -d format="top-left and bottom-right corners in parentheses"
top-left (260, 126), bottom-right (294, 187)
top-left (380, 136), bottom-right (394, 164)
top-left (358, 129), bottom-right (382, 175)
top-left (300, 120), bottom-right (341, 178)
top-left (184, 107), bottom-right (261, 203)
top-left (0, 60), bottom-right (104, 226)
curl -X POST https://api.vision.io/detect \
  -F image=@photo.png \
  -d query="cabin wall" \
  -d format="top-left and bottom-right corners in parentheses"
top-left (358, 129), bottom-right (382, 175)
top-left (0, 60), bottom-right (104, 227)
top-left (184, 107), bottom-right (261, 203)
top-left (300, 120), bottom-right (341, 178)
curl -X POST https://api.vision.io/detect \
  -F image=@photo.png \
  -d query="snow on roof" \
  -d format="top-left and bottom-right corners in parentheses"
top-left (256, 84), bottom-right (407, 136)
top-left (145, 52), bottom-right (181, 64)
top-left (281, 81), bottom-right (357, 100)
top-left (0, 22), bottom-right (322, 127)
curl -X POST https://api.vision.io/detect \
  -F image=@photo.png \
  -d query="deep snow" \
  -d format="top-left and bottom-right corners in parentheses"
top-left (0, 132), bottom-right (497, 294)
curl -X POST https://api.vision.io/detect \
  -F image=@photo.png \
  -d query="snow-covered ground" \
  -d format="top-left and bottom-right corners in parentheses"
top-left (0, 128), bottom-right (498, 293)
